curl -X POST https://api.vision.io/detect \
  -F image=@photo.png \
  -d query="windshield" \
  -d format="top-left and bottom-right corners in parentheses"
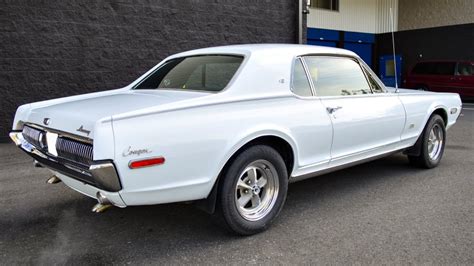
top-left (134, 55), bottom-right (244, 92)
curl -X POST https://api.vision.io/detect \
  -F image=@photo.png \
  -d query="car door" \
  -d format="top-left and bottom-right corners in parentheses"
top-left (302, 55), bottom-right (406, 166)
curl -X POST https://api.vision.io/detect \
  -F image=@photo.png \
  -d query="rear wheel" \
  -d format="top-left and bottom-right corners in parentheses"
top-left (215, 145), bottom-right (288, 235)
top-left (408, 114), bottom-right (446, 168)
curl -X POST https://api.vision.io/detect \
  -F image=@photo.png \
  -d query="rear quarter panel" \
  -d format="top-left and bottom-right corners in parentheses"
top-left (111, 96), bottom-right (332, 206)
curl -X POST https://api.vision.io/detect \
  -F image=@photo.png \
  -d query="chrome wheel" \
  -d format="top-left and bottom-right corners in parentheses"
top-left (428, 124), bottom-right (443, 160)
top-left (234, 160), bottom-right (279, 221)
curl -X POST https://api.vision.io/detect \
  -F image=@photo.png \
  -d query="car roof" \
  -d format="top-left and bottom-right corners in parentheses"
top-left (169, 44), bottom-right (358, 59)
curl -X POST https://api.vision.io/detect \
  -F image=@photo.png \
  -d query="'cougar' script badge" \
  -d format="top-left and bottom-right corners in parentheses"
top-left (76, 125), bottom-right (91, 136)
top-left (43, 118), bottom-right (50, 126)
top-left (122, 146), bottom-right (152, 157)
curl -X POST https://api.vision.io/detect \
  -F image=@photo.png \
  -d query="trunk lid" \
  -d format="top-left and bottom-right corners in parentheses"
top-left (26, 90), bottom-right (208, 138)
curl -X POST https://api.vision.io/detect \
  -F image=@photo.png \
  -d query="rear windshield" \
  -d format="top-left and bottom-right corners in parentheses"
top-left (134, 55), bottom-right (244, 92)
top-left (412, 62), bottom-right (455, 75)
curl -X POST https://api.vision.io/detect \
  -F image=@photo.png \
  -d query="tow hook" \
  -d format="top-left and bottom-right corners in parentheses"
top-left (46, 175), bottom-right (61, 184)
top-left (33, 160), bottom-right (43, 168)
top-left (92, 192), bottom-right (113, 213)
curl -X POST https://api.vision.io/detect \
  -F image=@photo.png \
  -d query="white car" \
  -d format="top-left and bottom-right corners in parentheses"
top-left (10, 44), bottom-right (462, 235)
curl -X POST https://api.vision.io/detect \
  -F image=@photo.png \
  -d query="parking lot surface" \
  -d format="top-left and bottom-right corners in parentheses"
top-left (1, 107), bottom-right (473, 264)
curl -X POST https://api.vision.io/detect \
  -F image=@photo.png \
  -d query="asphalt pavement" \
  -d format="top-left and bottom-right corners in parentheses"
top-left (0, 107), bottom-right (473, 264)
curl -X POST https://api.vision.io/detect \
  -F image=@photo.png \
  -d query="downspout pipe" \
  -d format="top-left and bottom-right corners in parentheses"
top-left (298, 0), bottom-right (309, 44)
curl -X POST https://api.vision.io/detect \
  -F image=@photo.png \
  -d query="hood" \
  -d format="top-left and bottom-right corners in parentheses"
top-left (26, 90), bottom-right (208, 138)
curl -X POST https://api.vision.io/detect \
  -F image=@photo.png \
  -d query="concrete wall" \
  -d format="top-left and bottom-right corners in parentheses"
top-left (398, 0), bottom-right (474, 31)
top-left (0, 0), bottom-right (300, 142)
top-left (307, 0), bottom-right (398, 33)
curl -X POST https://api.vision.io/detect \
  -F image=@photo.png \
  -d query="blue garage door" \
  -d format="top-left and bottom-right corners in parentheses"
top-left (307, 40), bottom-right (337, 47)
top-left (343, 31), bottom-right (374, 67)
top-left (344, 42), bottom-right (372, 66)
top-left (307, 28), bottom-right (339, 48)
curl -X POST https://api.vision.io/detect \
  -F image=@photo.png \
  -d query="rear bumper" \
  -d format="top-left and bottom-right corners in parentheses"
top-left (10, 132), bottom-right (124, 205)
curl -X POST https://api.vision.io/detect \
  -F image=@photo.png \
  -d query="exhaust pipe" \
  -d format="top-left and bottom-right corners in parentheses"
top-left (92, 203), bottom-right (112, 213)
top-left (46, 175), bottom-right (61, 184)
top-left (92, 192), bottom-right (113, 213)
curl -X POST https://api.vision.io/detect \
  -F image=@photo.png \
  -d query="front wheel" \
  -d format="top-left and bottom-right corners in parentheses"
top-left (215, 145), bottom-right (288, 235)
top-left (408, 114), bottom-right (446, 168)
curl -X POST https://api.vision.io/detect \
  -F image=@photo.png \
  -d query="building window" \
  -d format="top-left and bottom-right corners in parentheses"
top-left (311, 0), bottom-right (339, 11)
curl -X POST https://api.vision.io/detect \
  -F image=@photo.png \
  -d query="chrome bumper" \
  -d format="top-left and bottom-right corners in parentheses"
top-left (10, 131), bottom-right (122, 192)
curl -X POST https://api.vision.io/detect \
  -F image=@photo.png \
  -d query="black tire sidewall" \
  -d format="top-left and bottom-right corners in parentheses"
top-left (218, 145), bottom-right (288, 235)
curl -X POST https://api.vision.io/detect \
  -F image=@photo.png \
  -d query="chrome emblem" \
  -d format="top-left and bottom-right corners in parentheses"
top-left (76, 125), bottom-right (91, 136)
top-left (43, 118), bottom-right (50, 125)
top-left (122, 146), bottom-right (152, 157)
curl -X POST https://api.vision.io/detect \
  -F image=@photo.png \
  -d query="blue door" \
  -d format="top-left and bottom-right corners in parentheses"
top-left (344, 42), bottom-right (372, 66)
top-left (307, 28), bottom-right (339, 48)
top-left (343, 31), bottom-right (375, 67)
top-left (379, 55), bottom-right (402, 87)
top-left (308, 40), bottom-right (337, 47)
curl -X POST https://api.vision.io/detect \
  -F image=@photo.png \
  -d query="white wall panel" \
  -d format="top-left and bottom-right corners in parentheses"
top-left (307, 0), bottom-right (398, 33)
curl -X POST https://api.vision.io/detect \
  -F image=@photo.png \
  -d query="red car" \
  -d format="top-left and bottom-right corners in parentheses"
top-left (404, 61), bottom-right (474, 99)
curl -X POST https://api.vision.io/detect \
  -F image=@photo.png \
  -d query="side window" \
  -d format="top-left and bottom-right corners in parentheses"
top-left (365, 72), bottom-right (384, 93)
top-left (412, 62), bottom-right (434, 75)
top-left (434, 62), bottom-right (455, 75)
top-left (456, 62), bottom-right (473, 76)
top-left (291, 59), bottom-right (313, 97)
top-left (304, 56), bottom-right (372, 96)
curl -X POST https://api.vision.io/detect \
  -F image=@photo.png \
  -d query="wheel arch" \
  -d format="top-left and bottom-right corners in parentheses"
top-left (405, 106), bottom-right (447, 156)
top-left (194, 132), bottom-right (298, 214)
top-left (432, 107), bottom-right (448, 126)
top-left (223, 135), bottom-right (296, 177)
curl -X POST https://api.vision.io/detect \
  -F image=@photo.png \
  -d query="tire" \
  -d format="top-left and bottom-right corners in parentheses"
top-left (408, 114), bottom-right (446, 168)
top-left (215, 145), bottom-right (288, 235)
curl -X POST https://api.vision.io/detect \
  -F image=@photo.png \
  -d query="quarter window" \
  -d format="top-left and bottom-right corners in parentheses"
top-left (291, 59), bottom-right (313, 97)
top-left (365, 70), bottom-right (384, 93)
top-left (304, 56), bottom-right (372, 96)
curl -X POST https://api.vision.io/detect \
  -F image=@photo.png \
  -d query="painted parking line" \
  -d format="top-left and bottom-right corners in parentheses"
top-left (462, 108), bottom-right (474, 111)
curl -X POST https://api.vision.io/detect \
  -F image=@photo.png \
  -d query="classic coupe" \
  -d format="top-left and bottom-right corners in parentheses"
top-left (10, 44), bottom-right (462, 235)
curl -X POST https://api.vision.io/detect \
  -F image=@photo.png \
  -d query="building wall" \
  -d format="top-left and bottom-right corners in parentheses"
top-left (398, 0), bottom-right (474, 31)
top-left (0, 0), bottom-right (300, 142)
top-left (307, 0), bottom-right (398, 34)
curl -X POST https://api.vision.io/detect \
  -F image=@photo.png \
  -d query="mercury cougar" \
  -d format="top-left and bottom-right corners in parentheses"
top-left (10, 44), bottom-right (462, 235)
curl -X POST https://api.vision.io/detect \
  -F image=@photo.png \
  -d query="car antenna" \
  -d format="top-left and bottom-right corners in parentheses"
top-left (390, 7), bottom-right (399, 92)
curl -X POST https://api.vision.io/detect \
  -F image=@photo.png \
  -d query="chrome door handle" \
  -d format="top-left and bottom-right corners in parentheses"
top-left (326, 106), bottom-right (342, 114)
